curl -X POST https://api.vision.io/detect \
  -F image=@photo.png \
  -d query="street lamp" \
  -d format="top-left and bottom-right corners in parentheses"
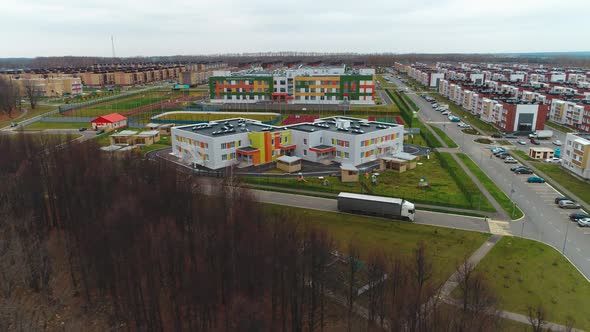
top-left (562, 221), bottom-right (570, 254)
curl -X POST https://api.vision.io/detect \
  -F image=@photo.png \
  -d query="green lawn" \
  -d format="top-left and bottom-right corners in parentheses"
top-left (510, 149), bottom-right (534, 161)
top-left (474, 237), bottom-right (590, 330)
top-left (243, 176), bottom-right (363, 195)
top-left (402, 94), bottom-right (419, 111)
top-left (140, 143), bottom-right (171, 154)
top-left (349, 104), bottom-right (399, 112)
top-left (373, 153), bottom-right (493, 211)
top-left (545, 121), bottom-right (575, 133)
top-left (430, 126), bottom-right (459, 148)
top-left (157, 112), bottom-right (279, 123)
top-left (457, 153), bottom-right (524, 220)
top-left (262, 204), bottom-right (490, 286)
top-left (245, 153), bottom-right (494, 211)
top-left (0, 104), bottom-right (59, 128)
top-left (532, 162), bottom-right (590, 206)
top-left (53, 91), bottom-right (182, 118)
top-left (23, 121), bottom-right (88, 131)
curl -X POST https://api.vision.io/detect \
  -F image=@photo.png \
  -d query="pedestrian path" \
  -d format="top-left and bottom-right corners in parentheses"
top-left (487, 219), bottom-right (513, 235)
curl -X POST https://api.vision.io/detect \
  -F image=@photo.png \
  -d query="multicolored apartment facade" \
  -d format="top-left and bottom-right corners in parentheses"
top-left (209, 66), bottom-right (376, 105)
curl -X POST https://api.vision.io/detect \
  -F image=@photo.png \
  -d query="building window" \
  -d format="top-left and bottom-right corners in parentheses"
top-left (304, 138), bottom-right (307, 145)
top-left (303, 149), bottom-right (307, 156)
top-left (222, 154), bottom-right (228, 161)
top-left (345, 152), bottom-right (349, 159)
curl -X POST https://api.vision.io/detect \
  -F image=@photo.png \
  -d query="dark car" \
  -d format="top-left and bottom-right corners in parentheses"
top-left (555, 196), bottom-right (571, 204)
top-left (79, 127), bottom-right (87, 132)
top-left (530, 138), bottom-right (540, 145)
top-left (511, 165), bottom-right (529, 171)
top-left (570, 213), bottom-right (590, 221)
top-left (491, 134), bottom-right (502, 138)
top-left (96, 129), bottom-right (105, 135)
top-left (495, 152), bottom-right (510, 158)
top-left (515, 168), bottom-right (533, 174)
top-left (504, 134), bottom-right (517, 139)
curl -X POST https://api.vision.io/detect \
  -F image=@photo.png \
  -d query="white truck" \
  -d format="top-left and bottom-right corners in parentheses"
top-left (337, 192), bottom-right (415, 221)
top-left (528, 130), bottom-right (553, 139)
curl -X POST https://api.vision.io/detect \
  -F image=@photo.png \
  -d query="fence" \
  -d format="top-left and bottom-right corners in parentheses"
top-left (56, 85), bottom-right (167, 114)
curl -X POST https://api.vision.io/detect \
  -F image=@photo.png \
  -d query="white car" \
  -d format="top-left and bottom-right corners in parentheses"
top-left (504, 157), bottom-right (518, 164)
top-left (441, 111), bottom-right (450, 115)
top-left (577, 218), bottom-right (590, 227)
top-left (552, 140), bottom-right (562, 146)
top-left (544, 157), bottom-right (561, 164)
top-left (517, 140), bottom-right (527, 145)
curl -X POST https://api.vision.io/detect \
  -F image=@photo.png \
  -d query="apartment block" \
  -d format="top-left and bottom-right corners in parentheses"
top-left (562, 133), bottom-right (590, 179)
top-left (11, 77), bottom-right (82, 97)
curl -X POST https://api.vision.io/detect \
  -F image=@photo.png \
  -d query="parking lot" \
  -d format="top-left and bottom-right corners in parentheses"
top-left (386, 72), bottom-right (590, 279)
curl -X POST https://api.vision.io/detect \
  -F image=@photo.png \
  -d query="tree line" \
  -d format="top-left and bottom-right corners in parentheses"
top-left (0, 134), bottom-right (571, 331)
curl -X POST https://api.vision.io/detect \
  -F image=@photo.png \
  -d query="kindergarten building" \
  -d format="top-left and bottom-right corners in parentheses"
top-left (171, 116), bottom-right (404, 170)
top-left (209, 66), bottom-right (376, 105)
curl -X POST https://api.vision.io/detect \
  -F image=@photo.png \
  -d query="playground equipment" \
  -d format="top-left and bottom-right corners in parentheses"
top-left (297, 172), bottom-right (308, 183)
top-left (417, 176), bottom-right (429, 189)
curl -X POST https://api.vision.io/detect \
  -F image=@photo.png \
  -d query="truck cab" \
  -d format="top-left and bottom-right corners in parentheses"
top-left (402, 201), bottom-right (416, 221)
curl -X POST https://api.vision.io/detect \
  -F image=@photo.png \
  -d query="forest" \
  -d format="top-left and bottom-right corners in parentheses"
top-left (0, 134), bottom-right (548, 331)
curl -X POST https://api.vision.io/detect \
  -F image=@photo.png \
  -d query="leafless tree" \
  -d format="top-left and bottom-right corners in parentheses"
top-left (23, 79), bottom-right (40, 110)
top-left (0, 77), bottom-right (17, 117)
top-left (527, 304), bottom-right (548, 332)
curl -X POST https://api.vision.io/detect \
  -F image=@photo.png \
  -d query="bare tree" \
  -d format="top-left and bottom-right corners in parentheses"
top-left (527, 304), bottom-right (548, 332)
top-left (455, 258), bottom-right (475, 312)
top-left (346, 240), bottom-right (360, 332)
top-left (0, 77), bottom-right (17, 117)
top-left (23, 79), bottom-right (40, 110)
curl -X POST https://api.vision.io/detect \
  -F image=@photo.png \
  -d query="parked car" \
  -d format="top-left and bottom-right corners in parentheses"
top-left (511, 165), bottom-right (530, 172)
top-left (491, 147), bottom-right (505, 153)
top-left (517, 140), bottom-right (527, 145)
top-left (515, 168), bottom-right (534, 174)
top-left (432, 103), bottom-right (439, 108)
top-left (495, 151), bottom-right (509, 158)
top-left (491, 134), bottom-right (502, 139)
top-left (10, 122), bottom-right (18, 128)
top-left (570, 213), bottom-right (590, 221)
top-left (96, 129), bottom-right (105, 135)
top-left (79, 127), bottom-right (87, 132)
top-left (544, 157), bottom-right (561, 164)
top-left (527, 176), bottom-right (545, 183)
top-left (555, 197), bottom-right (571, 204)
top-left (504, 134), bottom-right (517, 139)
top-left (441, 111), bottom-right (450, 115)
top-left (504, 157), bottom-right (518, 164)
top-left (449, 116), bottom-right (461, 123)
top-left (530, 138), bottom-right (540, 145)
top-left (559, 200), bottom-right (581, 209)
top-left (552, 140), bottom-right (563, 146)
top-left (577, 218), bottom-right (590, 227)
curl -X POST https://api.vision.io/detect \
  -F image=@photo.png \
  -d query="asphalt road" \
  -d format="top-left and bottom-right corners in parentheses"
top-left (386, 73), bottom-right (590, 279)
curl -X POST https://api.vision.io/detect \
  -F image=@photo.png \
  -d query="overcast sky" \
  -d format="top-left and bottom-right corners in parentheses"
top-left (2, 0), bottom-right (589, 57)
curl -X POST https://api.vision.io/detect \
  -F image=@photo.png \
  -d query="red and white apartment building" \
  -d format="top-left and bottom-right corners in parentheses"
top-left (400, 61), bottom-right (590, 133)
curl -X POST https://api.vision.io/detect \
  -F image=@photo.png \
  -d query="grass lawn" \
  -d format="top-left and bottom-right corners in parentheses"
top-left (430, 125), bottom-right (458, 148)
top-left (140, 143), bottom-right (171, 154)
top-left (532, 162), bottom-right (590, 206)
top-left (349, 104), bottom-right (399, 112)
top-left (23, 121), bottom-right (88, 131)
top-left (0, 104), bottom-right (59, 128)
top-left (246, 153), bottom-right (494, 211)
top-left (54, 91), bottom-right (181, 118)
top-left (243, 176), bottom-right (363, 195)
top-left (371, 153), bottom-right (494, 211)
top-left (262, 204), bottom-right (490, 286)
top-left (474, 237), bottom-right (590, 330)
top-left (510, 149), bottom-right (534, 161)
top-left (157, 112), bottom-right (279, 123)
top-left (402, 93), bottom-right (419, 111)
top-left (457, 153), bottom-right (524, 220)
top-left (545, 121), bottom-right (575, 133)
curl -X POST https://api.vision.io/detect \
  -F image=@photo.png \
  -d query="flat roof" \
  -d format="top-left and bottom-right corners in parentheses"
top-left (137, 130), bottom-right (160, 136)
top-left (112, 130), bottom-right (138, 136)
top-left (176, 118), bottom-right (284, 138)
top-left (237, 146), bottom-right (258, 152)
top-left (340, 164), bottom-right (358, 171)
top-left (174, 116), bottom-right (401, 138)
top-left (101, 145), bottom-right (123, 152)
top-left (277, 156), bottom-right (301, 163)
top-left (288, 117), bottom-right (399, 134)
top-left (338, 192), bottom-right (404, 205)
